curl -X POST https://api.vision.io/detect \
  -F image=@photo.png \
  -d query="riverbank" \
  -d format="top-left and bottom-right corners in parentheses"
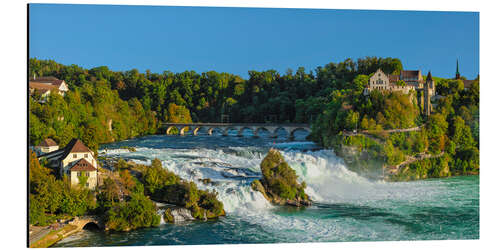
top-left (335, 133), bottom-right (479, 182)
top-left (29, 222), bottom-right (78, 247)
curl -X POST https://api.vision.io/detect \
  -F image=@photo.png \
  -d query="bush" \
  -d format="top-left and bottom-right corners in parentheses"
top-left (142, 158), bottom-right (225, 219)
top-left (259, 149), bottom-right (309, 201)
top-left (104, 192), bottom-right (160, 231)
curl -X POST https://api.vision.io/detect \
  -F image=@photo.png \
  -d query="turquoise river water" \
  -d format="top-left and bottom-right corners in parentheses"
top-left (52, 130), bottom-right (479, 247)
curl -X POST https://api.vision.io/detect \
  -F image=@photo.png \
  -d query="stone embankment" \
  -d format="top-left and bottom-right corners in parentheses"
top-left (29, 216), bottom-right (103, 248)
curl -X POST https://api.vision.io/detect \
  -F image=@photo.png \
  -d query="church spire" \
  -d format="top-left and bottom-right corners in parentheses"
top-left (456, 59), bottom-right (460, 79)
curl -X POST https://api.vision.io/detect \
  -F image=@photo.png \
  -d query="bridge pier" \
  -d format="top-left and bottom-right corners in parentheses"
top-left (236, 126), bottom-right (245, 137)
top-left (193, 127), bottom-right (201, 136)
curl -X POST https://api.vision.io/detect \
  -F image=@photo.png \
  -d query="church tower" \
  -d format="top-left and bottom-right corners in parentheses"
top-left (455, 59), bottom-right (461, 80)
top-left (424, 71), bottom-right (433, 116)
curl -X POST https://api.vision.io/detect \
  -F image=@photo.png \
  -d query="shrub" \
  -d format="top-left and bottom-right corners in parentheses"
top-left (105, 192), bottom-right (160, 231)
top-left (259, 149), bottom-right (309, 201)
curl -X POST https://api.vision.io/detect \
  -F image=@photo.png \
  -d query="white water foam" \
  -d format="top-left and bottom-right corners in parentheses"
top-left (99, 145), bottom-right (453, 242)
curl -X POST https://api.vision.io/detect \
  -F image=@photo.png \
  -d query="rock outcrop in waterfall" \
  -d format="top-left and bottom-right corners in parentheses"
top-left (252, 149), bottom-right (312, 207)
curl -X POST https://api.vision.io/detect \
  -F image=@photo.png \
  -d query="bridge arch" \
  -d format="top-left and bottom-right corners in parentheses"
top-left (289, 127), bottom-right (312, 140)
top-left (69, 216), bottom-right (103, 231)
top-left (272, 127), bottom-right (290, 138)
top-left (192, 126), bottom-right (202, 136)
top-left (166, 126), bottom-right (179, 135)
top-left (255, 127), bottom-right (272, 137)
top-left (178, 126), bottom-right (190, 136)
top-left (82, 222), bottom-right (101, 231)
top-left (223, 126), bottom-right (239, 136)
top-left (237, 127), bottom-right (253, 137)
top-left (207, 127), bottom-right (224, 136)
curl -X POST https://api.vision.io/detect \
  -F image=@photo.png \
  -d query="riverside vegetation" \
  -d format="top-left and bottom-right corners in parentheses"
top-left (309, 72), bottom-right (479, 181)
top-left (29, 57), bottom-right (408, 150)
top-left (30, 57), bottom-right (478, 180)
top-left (29, 150), bottom-right (225, 237)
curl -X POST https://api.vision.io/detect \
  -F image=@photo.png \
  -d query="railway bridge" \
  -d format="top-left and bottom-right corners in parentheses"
top-left (160, 123), bottom-right (311, 140)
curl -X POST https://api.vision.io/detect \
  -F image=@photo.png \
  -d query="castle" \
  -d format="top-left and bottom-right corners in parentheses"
top-left (364, 68), bottom-right (436, 116)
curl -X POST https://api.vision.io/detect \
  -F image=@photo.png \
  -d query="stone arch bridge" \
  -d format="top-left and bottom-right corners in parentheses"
top-left (68, 215), bottom-right (104, 230)
top-left (161, 123), bottom-right (311, 140)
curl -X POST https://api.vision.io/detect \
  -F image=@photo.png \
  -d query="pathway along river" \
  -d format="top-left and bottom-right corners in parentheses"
top-left (53, 130), bottom-right (479, 247)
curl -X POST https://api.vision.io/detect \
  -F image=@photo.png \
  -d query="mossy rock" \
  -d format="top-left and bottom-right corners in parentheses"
top-left (254, 149), bottom-right (311, 207)
top-left (251, 179), bottom-right (271, 202)
top-left (164, 208), bottom-right (174, 223)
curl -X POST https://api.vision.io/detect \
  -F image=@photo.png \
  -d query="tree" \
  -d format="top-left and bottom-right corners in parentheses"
top-left (351, 74), bottom-right (369, 92)
top-left (451, 117), bottom-right (475, 150)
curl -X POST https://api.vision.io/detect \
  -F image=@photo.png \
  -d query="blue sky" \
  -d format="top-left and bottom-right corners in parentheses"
top-left (29, 4), bottom-right (479, 79)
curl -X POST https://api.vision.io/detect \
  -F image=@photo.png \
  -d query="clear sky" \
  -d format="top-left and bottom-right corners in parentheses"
top-left (29, 4), bottom-right (479, 79)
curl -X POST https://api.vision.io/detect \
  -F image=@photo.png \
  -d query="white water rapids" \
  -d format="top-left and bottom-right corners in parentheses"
top-left (99, 140), bottom-right (467, 242)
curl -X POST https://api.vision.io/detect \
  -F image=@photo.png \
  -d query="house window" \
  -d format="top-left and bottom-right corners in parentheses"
top-left (84, 154), bottom-right (88, 158)
top-left (85, 183), bottom-right (89, 187)
top-left (86, 172), bottom-right (90, 177)
top-left (77, 172), bottom-right (81, 177)
top-left (73, 154), bottom-right (77, 158)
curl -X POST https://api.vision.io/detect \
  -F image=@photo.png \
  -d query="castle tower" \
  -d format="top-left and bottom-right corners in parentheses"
top-left (423, 71), bottom-right (433, 116)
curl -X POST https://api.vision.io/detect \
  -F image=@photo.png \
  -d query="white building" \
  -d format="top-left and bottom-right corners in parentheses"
top-left (38, 138), bottom-right (98, 189)
top-left (34, 138), bottom-right (59, 156)
top-left (29, 76), bottom-right (69, 102)
top-left (364, 68), bottom-right (415, 95)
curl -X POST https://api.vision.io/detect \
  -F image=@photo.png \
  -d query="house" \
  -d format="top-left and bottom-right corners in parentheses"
top-left (29, 76), bottom-right (69, 102)
top-left (364, 68), bottom-right (436, 116)
top-left (364, 68), bottom-right (416, 95)
top-left (38, 138), bottom-right (98, 189)
top-left (69, 158), bottom-right (98, 189)
top-left (34, 138), bottom-right (59, 156)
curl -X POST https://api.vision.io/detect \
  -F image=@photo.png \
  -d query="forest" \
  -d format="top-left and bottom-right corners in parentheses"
top-left (29, 57), bottom-right (402, 149)
top-left (29, 56), bottom-right (479, 180)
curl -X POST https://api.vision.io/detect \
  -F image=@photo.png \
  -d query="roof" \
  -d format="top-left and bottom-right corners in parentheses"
top-left (37, 147), bottom-right (66, 161)
top-left (400, 70), bottom-right (421, 79)
top-left (463, 79), bottom-right (475, 89)
top-left (388, 74), bottom-right (400, 83)
top-left (29, 77), bottom-right (66, 88)
top-left (39, 138), bottom-right (93, 161)
top-left (70, 158), bottom-right (97, 172)
top-left (29, 81), bottom-right (58, 90)
top-left (426, 71), bottom-right (433, 81)
top-left (37, 138), bottom-right (58, 147)
top-left (65, 138), bottom-right (92, 154)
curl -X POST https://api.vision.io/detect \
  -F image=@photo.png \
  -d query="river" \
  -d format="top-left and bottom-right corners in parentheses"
top-left (52, 130), bottom-right (479, 247)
